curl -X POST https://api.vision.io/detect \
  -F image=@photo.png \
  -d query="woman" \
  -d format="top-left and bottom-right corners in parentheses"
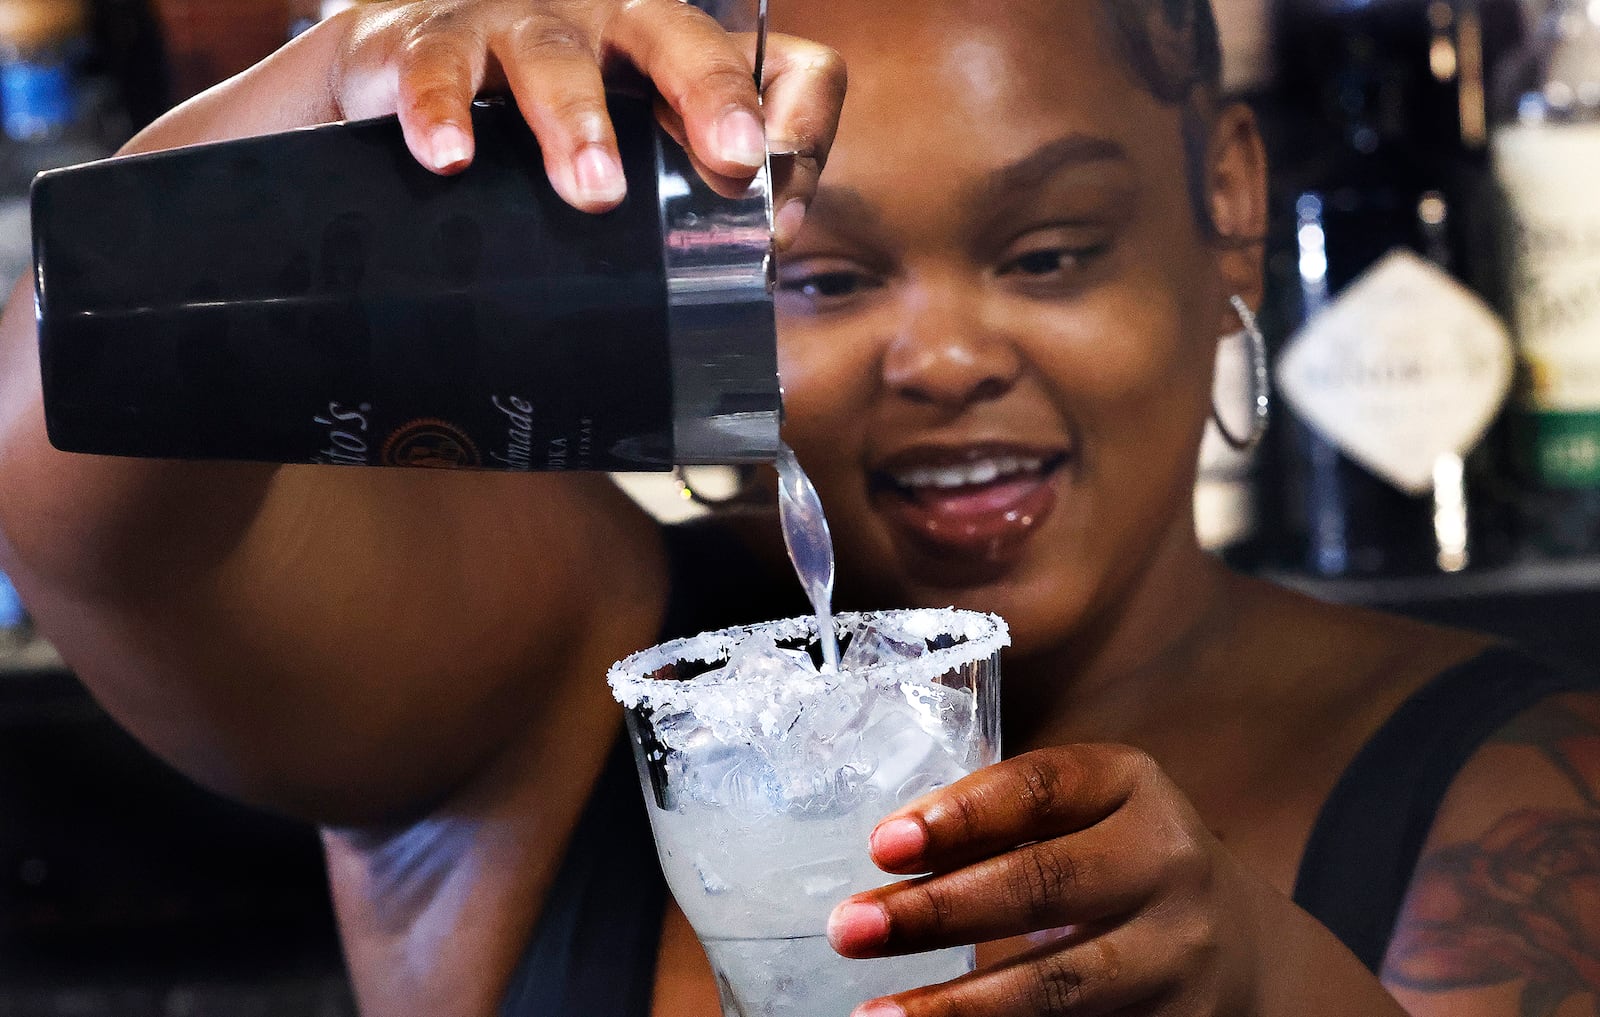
top-left (1, 1), bottom-right (1596, 1015)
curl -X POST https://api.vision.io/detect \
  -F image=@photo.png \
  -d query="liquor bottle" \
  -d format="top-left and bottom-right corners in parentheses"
top-left (1492, 0), bottom-right (1600, 556)
top-left (1262, 0), bottom-right (1522, 577)
top-left (32, 94), bottom-right (781, 472)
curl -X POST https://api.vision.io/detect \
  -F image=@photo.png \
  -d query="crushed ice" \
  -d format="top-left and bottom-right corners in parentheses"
top-left (608, 610), bottom-right (1008, 816)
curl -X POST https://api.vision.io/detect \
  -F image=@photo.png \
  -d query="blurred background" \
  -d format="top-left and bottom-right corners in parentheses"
top-left (0, 0), bottom-right (1596, 1011)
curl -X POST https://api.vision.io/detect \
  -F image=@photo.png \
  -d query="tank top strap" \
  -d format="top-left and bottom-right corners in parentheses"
top-left (1292, 644), bottom-right (1600, 973)
top-left (497, 733), bottom-right (666, 1017)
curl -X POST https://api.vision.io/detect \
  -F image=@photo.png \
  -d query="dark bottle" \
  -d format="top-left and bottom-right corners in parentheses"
top-left (32, 93), bottom-right (781, 473)
top-left (1492, 0), bottom-right (1600, 557)
top-left (1261, 0), bottom-right (1524, 577)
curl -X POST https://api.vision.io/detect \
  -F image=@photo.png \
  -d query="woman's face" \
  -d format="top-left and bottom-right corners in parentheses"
top-left (773, 1), bottom-right (1257, 657)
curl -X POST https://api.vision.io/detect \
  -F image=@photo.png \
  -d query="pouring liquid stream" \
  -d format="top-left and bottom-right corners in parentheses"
top-left (763, 23), bottom-right (842, 670)
top-left (775, 444), bottom-right (840, 671)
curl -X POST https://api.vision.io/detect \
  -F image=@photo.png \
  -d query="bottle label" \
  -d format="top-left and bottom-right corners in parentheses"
top-left (1494, 122), bottom-right (1600, 488)
top-left (310, 396), bottom-right (597, 471)
top-left (1276, 249), bottom-right (1514, 495)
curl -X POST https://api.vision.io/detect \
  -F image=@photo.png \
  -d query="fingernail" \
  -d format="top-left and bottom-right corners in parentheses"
top-left (773, 199), bottom-right (808, 248)
top-left (429, 124), bottom-right (472, 171)
top-left (765, 137), bottom-right (807, 157)
top-left (851, 1002), bottom-right (905, 1017)
top-left (827, 900), bottom-right (890, 950)
top-left (870, 817), bottom-right (926, 870)
top-left (716, 108), bottom-right (767, 169)
top-left (574, 145), bottom-right (626, 204)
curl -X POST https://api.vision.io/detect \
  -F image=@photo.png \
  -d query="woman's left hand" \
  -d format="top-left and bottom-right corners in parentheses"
top-left (827, 744), bottom-right (1269, 1016)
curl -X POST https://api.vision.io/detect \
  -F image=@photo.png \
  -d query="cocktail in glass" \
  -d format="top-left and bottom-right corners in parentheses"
top-left (608, 608), bottom-right (1006, 1017)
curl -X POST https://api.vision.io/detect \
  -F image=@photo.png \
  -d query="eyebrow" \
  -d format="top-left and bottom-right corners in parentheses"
top-left (979, 134), bottom-right (1131, 204)
top-left (803, 133), bottom-right (1132, 239)
top-left (803, 185), bottom-right (885, 239)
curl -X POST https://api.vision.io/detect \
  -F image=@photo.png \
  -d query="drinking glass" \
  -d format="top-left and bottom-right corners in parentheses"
top-left (608, 609), bottom-right (1005, 1017)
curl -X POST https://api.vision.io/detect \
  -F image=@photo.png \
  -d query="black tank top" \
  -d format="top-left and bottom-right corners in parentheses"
top-left (498, 524), bottom-right (1600, 1014)
top-left (1292, 642), bottom-right (1600, 970)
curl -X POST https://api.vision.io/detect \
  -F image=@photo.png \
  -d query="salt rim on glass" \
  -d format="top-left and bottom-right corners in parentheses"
top-left (606, 608), bottom-right (1010, 713)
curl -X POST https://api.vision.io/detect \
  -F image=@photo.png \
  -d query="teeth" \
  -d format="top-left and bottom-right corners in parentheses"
top-left (891, 456), bottom-right (1045, 490)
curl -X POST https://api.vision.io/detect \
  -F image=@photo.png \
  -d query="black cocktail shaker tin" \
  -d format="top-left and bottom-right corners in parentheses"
top-left (32, 94), bottom-right (780, 472)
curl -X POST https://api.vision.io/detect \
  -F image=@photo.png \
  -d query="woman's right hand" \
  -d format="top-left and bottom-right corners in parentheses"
top-left (326, 0), bottom-right (844, 244)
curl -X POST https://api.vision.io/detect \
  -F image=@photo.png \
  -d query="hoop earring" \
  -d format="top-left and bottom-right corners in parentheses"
top-left (672, 465), bottom-right (768, 510)
top-left (1213, 294), bottom-right (1271, 452)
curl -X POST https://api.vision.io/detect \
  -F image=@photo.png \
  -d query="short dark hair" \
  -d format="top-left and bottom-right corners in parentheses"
top-left (1099, 0), bottom-right (1223, 105)
top-left (1100, 0), bottom-right (1225, 233)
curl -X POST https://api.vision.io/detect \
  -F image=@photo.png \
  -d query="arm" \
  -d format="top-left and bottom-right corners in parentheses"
top-left (1382, 691), bottom-right (1600, 1017)
top-left (0, 0), bottom-right (845, 826)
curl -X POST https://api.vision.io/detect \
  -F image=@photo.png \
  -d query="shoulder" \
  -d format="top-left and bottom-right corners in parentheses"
top-left (1381, 680), bottom-right (1600, 1017)
top-left (1228, 574), bottom-right (1496, 733)
top-left (1233, 573), bottom-right (1493, 678)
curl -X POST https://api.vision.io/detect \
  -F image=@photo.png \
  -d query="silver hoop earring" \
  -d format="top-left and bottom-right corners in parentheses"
top-left (1213, 295), bottom-right (1271, 452)
top-left (673, 465), bottom-right (767, 511)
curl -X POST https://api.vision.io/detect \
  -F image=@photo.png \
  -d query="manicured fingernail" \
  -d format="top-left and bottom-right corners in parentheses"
top-left (716, 108), bottom-right (767, 169)
top-left (828, 900), bottom-right (889, 950)
top-left (773, 199), bottom-right (808, 248)
top-left (869, 816), bottom-right (925, 869)
top-left (574, 145), bottom-right (626, 204)
top-left (429, 124), bottom-right (472, 171)
top-left (851, 1002), bottom-right (905, 1017)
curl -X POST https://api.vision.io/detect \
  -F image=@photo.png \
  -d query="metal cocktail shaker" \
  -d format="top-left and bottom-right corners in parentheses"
top-left (31, 93), bottom-right (780, 472)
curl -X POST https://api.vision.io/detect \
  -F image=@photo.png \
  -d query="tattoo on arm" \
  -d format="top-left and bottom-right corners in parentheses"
top-left (1384, 696), bottom-right (1600, 1017)
top-left (1494, 696), bottom-right (1600, 811)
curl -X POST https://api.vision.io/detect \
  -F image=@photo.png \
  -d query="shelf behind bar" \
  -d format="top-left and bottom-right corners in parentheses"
top-left (1268, 555), bottom-right (1600, 606)
top-left (4, 556), bottom-right (1597, 675)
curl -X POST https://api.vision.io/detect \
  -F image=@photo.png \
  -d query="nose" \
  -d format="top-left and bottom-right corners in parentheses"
top-left (881, 281), bottom-right (1023, 409)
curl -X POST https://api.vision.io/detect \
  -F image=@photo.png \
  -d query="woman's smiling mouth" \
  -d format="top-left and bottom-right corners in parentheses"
top-left (869, 443), bottom-right (1070, 564)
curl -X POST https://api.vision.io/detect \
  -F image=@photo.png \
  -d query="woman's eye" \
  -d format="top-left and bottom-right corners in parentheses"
top-left (775, 268), bottom-right (881, 312)
top-left (1000, 244), bottom-right (1106, 280)
top-left (795, 272), bottom-right (867, 298)
top-left (1010, 250), bottom-right (1073, 276)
